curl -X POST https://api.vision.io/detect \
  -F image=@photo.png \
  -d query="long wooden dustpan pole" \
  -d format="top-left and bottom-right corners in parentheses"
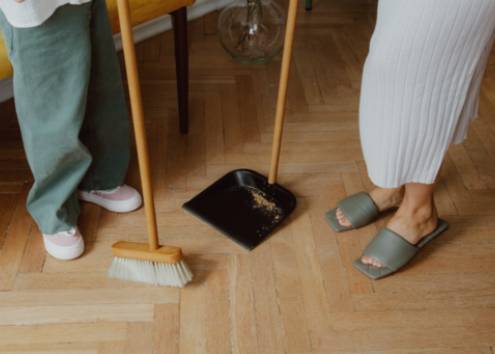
top-left (268, 0), bottom-right (299, 184)
top-left (116, 0), bottom-right (159, 251)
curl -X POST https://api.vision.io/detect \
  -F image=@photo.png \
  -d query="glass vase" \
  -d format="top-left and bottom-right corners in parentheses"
top-left (218, 0), bottom-right (285, 64)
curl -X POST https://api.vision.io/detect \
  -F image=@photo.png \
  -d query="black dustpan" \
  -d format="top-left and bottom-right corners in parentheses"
top-left (183, 169), bottom-right (296, 249)
top-left (183, 0), bottom-right (299, 250)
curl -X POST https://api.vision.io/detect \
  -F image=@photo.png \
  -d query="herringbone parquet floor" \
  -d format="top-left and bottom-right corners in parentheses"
top-left (1, 1), bottom-right (495, 353)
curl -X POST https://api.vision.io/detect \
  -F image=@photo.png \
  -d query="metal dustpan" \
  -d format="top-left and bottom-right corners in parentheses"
top-left (183, 0), bottom-right (299, 250)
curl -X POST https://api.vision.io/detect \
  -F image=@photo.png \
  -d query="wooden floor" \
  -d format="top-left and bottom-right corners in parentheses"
top-left (1, 1), bottom-right (495, 353)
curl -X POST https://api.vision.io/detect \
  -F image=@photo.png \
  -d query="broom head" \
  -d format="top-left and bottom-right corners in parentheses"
top-left (108, 241), bottom-right (193, 287)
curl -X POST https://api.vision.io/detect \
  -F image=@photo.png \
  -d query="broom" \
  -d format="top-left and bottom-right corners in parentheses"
top-left (108, 0), bottom-right (193, 287)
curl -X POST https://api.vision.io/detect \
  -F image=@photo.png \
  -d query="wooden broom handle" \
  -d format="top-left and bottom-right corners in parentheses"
top-left (116, 0), bottom-right (159, 251)
top-left (268, 0), bottom-right (299, 184)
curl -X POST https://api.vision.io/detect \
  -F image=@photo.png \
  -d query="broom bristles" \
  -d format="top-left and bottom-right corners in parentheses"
top-left (108, 257), bottom-right (193, 288)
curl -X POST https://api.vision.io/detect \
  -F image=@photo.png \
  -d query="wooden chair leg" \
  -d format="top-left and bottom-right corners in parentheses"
top-left (171, 7), bottom-right (189, 135)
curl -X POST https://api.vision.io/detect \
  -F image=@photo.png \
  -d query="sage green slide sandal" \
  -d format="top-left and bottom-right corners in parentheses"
top-left (353, 219), bottom-right (449, 280)
top-left (325, 192), bottom-right (379, 232)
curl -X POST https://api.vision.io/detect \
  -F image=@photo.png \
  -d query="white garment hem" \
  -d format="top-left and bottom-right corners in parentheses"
top-left (367, 167), bottom-right (438, 189)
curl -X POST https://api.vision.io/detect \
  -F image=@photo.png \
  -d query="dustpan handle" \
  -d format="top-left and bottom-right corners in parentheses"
top-left (116, 0), bottom-right (159, 251)
top-left (268, 0), bottom-right (299, 185)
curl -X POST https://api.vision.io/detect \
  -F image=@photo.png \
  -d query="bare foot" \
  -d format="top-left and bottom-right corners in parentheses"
top-left (361, 202), bottom-right (438, 267)
top-left (336, 187), bottom-right (404, 227)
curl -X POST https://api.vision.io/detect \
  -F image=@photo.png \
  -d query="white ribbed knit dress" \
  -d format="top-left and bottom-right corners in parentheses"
top-left (360, 0), bottom-right (495, 188)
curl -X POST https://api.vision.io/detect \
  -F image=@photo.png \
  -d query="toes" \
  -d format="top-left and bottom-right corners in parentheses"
top-left (361, 256), bottom-right (382, 268)
top-left (336, 208), bottom-right (351, 227)
top-left (361, 256), bottom-right (372, 265)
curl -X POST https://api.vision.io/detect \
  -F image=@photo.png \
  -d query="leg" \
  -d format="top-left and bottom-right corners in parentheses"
top-left (362, 182), bottom-right (438, 267)
top-left (171, 7), bottom-right (189, 135)
top-left (79, 0), bottom-right (131, 191)
top-left (0, 4), bottom-right (93, 234)
top-left (356, 1), bottom-right (495, 269)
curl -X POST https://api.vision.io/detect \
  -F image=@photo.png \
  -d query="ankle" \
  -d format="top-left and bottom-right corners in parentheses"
top-left (397, 200), bottom-right (437, 225)
top-left (370, 186), bottom-right (404, 211)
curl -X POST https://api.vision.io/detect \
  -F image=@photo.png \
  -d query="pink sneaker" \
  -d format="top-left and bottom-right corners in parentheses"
top-left (78, 185), bottom-right (142, 213)
top-left (43, 228), bottom-right (85, 261)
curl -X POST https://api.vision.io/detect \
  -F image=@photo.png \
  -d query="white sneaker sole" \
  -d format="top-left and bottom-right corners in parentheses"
top-left (43, 236), bottom-right (85, 261)
top-left (78, 191), bottom-right (142, 213)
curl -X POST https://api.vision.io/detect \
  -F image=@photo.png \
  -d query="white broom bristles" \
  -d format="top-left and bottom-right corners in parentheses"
top-left (108, 257), bottom-right (193, 288)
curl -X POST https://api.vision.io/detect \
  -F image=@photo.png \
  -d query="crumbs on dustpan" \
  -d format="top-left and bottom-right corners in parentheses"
top-left (246, 187), bottom-right (282, 222)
